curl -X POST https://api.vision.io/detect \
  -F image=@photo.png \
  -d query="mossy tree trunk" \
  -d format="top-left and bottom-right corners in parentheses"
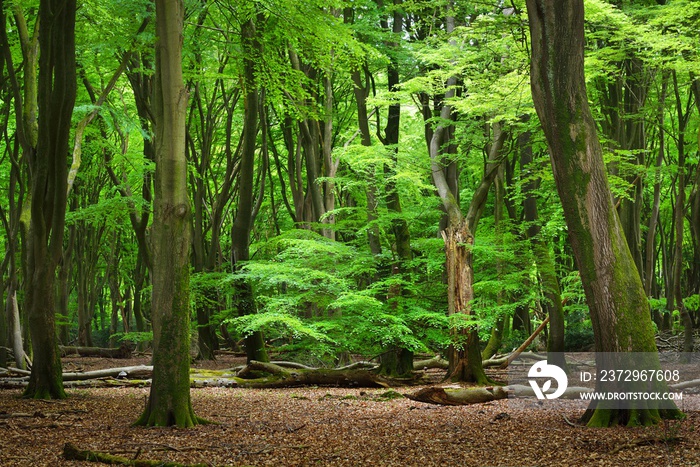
top-left (135, 0), bottom-right (200, 427)
top-left (526, 0), bottom-right (683, 426)
top-left (23, 0), bottom-right (77, 400)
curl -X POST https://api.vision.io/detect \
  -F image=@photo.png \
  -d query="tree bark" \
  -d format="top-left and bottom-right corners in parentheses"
top-left (520, 121), bottom-right (565, 367)
top-left (59, 345), bottom-right (132, 359)
top-left (670, 71), bottom-right (694, 355)
top-left (135, 0), bottom-right (200, 427)
top-left (526, 0), bottom-right (683, 426)
top-left (230, 17), bottom-right (269, 365)
top-left (23, 0), bottom-right (77, 400)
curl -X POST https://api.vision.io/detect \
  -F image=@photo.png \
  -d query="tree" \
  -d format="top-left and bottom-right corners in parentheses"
top-left (231, 15), bottom-right (269, 365)
top-left (23, 0), bottom-right (77, 400)
top-left (525, 0), bottom-right (684, 426)
top-left (134, 0), bottom-right (201, 427)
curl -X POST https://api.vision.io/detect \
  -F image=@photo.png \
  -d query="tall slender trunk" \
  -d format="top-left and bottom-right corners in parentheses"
top-left (135, 0), bottom-right (200, 427)
top-left (670, 71), bottom-right (694, 355)
top-left (231, 17), bottom-right (269, 364)
top-left (520, 122), bottom-right (565, 367)
top-left (645, 73), bottom-right (667, 328)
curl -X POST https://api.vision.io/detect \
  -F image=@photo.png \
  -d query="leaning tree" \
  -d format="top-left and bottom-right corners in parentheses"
top-left (525, 0), bottom-right (683, 426)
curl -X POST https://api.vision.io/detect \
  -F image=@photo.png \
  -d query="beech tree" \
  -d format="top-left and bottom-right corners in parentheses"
top-left (23, 0), bottom-right (77, 400)
top-left (134, 0), bottom-right (201, 427)
top-left (525, 0), bottom-right (684, 426)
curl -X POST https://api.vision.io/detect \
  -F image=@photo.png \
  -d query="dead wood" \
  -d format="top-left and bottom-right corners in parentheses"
top-left (63, 442), bottom-right (211, 466)
top-left (482, 351), bottom-right (547, 368)
top-left (670, 378), bottom-right (700, 390)
top-left (405, 386), bottom-right (509, 405)
top-left (504, 384), bottom-right (592, 398)
top-left (499, 316), bottom-right (550, 369)
top-left (60, 344), bottom-right (132, 359)
top-left (269, 361), bottom-right (317, 370)
top-left (413, 356), bottom-right (449, 370)
top-left (7, 367), bottom-right (31, 376)
top-left (62, 365), bottom-right (153, 381)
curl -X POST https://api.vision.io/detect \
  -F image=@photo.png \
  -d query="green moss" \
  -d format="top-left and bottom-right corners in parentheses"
top-left (376, 390), bottom-right (404, 400)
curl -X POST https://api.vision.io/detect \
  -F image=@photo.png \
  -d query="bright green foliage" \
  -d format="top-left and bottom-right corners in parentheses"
top-left (220, 230), bottom-right (449, 363)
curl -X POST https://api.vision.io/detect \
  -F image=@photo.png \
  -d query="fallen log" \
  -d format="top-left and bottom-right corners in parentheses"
top-left (62, 365), bottom-right (153, 381)
top-left (670, 379), bottom-right (700, 390)
top-left (413, 356), bottom-right (449, 370)
top-left (60, 345), bottom-right (132, 359)
top-left (405, 386), bottom-right (509, 405)
top-left (505, 384), bottom-right (592, 398)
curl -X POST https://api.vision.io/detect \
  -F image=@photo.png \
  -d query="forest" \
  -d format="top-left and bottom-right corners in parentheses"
top-left (1, 0), bottom-right (700, 464)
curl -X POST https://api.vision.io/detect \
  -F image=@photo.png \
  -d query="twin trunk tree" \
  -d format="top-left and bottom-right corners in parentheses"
top-left (23, 0), bottom-right (77, 400)
top-left (525, 0), bottom-right (683, 426)
top-left (134, 0), bottom-right (201, 427)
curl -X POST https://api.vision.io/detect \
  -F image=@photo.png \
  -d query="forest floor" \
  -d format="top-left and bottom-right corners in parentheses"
top-left (1, 354), bottom-right (699, 467)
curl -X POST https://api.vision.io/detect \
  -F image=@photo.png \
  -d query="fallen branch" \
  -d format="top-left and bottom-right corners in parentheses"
top-left (63, 443), bottom-right (211, 466)
top-left (482, 351), bottom-right (547, 368)
top-left (7, 367), bottom-right (31, 376)
top-left (499, 316), bottom-right (550, 369)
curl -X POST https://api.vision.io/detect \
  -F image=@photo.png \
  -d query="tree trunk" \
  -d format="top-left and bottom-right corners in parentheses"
top-left (645, 73), bottom-right (667, 328)
top-left (526, 0), bottom-right (683, 426)
top-left (481, 316), bottom-right (505, 360)
top-left (135, 0), bottom-right (200, 427)
top-left (231, 16), bottom-right (269, 365)
top-left (23, 0), bottom-right (77, 400)
top-left (670, 71), bottom-right (694, 355)
top-left (0, 290), bottom-right (7, 370)
top-left (441, 222), bottom-right (490, 384)
top-left (520, 122), bottom-right (565, 367)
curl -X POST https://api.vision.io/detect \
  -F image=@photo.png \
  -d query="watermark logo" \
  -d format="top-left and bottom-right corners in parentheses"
top-left (528, 360), bottom-right (568, 400)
